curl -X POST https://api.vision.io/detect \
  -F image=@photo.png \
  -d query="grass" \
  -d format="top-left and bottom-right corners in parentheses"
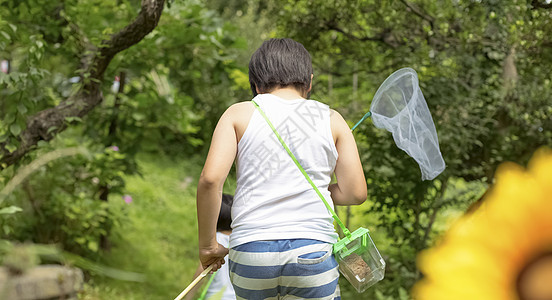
top-left (79, 153), bottom-right (483, 299)
top-left (80, 153), bottom-right (204, 299)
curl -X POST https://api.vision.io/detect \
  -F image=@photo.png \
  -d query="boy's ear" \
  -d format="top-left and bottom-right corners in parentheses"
top-left (256, 86), bottom-right (260, 94)
top-left (307, 74), bottom-right (313, 92)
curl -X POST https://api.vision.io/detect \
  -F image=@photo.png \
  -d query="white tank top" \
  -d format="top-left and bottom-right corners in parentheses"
top-left (229, 93), bottom-right (339, 248)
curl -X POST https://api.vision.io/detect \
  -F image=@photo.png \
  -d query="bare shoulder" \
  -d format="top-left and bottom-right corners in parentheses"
top-left (229, 101), bottom-right (255, 110)
top-left (224, 101), bottom-right (256, 142)
top-left (330, 109), bottom-right (349, 143)
top-left (330, 108), bottom-right (343, 119)
top-left (330, 109), bottom-right (349, 130)
top-left (220, 101), bottom-right (255, 121)
top-left (226, 101), bottom-right (255, 116)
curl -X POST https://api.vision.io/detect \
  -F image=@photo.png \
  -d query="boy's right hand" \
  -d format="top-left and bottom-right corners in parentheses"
top-left (199, 242), bottom-right (228, 272)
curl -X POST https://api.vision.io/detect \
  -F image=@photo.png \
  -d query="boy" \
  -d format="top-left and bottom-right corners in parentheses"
top-left (197, 38), bottom-right (366, 299)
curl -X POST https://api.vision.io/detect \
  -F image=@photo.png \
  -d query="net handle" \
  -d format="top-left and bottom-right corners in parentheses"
top-left (251, 100), bottom-right (351, 238)
top-left (351, 111), bottom-right (372, 131)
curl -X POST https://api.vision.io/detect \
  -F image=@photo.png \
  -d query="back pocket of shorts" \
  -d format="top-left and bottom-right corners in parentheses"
top-left (297, 250), bottom-right (332, 265)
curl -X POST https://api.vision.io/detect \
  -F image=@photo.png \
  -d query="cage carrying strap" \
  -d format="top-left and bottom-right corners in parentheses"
top-left (251, 100), bottom-right (351, 238)
top-left (197, 271), bottom-right (216, 300)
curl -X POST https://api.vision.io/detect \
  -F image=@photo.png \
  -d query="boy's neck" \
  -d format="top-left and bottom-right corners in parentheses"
top-left (269, 87), bottom-right (306, 100)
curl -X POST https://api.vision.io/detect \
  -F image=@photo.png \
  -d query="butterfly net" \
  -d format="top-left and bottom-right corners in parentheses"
top-left (370, 68), bottom-right (445, 180)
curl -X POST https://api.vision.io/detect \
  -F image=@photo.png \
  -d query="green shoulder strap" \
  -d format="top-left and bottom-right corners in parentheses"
top-left (251, 100), bottom-right (351, 238)
top-left (197, 271), bottom-right (216, 300)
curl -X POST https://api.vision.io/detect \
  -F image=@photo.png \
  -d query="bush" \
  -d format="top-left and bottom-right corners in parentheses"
top-left (0, 146), bottom-right (128, 258)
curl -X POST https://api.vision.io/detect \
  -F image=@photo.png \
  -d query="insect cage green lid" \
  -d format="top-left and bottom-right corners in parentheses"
top-left (333, 227), bottom-right (386, 293)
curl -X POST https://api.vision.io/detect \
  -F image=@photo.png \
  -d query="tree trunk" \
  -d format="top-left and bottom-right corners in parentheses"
top-left (0, 0), bottom-right (165, 170)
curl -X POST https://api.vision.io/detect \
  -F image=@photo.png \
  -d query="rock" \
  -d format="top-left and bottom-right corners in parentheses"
top-left (0, 265), bottom-right (83, 300)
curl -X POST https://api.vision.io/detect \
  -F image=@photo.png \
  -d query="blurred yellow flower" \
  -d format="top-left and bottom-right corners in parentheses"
top-left (413, 148), bottom-right (552, 300)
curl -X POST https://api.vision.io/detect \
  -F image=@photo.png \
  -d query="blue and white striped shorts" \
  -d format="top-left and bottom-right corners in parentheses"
top-left (229, 239), bottom-right (341, 300)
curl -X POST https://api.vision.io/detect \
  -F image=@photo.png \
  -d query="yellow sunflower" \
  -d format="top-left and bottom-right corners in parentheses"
top-left (413, 148), bottom-right (552, 300)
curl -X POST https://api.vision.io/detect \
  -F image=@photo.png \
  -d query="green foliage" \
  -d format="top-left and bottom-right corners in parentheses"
top-left (1, 243), bottom-right (40, 274)
top-left (0, 143), bottom-right (127, 257)
top-left (0, 0), bottom-right (246, 159)
top-left (271, 0), bottom-right (552, 179)
top-left (255, 0), bottom-right (552, 297)
top-left (0, 206), bottom-right (22, 215)
top-left (93, 0), bottom-right (249, 152)
top-left (81, 154), bottom-right (202, 299)
top-left (0, 21), bottom-right (49, 154)
top-left (0, 0), bottom-right (246, 263)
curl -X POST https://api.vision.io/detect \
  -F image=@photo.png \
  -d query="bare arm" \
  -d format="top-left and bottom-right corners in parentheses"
top-left (329, 109), bottom-right (367, 205)
top-left (196, 105), bottom-right (240, 271)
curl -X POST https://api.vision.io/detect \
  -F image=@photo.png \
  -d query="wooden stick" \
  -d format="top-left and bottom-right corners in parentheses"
top-left (174, 265), bottom-right (214, 300)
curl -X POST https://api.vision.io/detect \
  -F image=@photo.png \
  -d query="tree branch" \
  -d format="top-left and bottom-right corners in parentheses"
top-left (315, 62), bottom-right (401, 78)
top-left (326, 23), bottom-right (400, 48)
top-left (399, 0), bottom-right (435, 29)
top-left (0, 0), bottom-right (165, 170)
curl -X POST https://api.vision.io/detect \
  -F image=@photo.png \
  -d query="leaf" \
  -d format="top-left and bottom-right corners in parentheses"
top-left (3, 224), bottom-right (11, 235)
top-left (0, 206), bottom-right (23, 215)
top-left (4, 114), bottom-right (15, 124)
top-left (132, 113), bottom-right (145, 121)
top-left (17, 103), bottom-right (27, 114)
top-left (65, 116), bottom-right (82, 123)
top-left (9, 124), bottom-right (21, 136)
top-left (0, 31), bottom-right (10, 41)
top-left (398, 287), bottom-right (409, 300)
top-left (88, 240), bottom-right (99, 252)
top-left (0, 73), bottom-right (8, 85)
top-left (47, 126), bottom-right (58, 134)
top-left (375, 289), bottom-right (388, 300)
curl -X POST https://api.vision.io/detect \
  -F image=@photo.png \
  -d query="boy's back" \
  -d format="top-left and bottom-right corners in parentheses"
top-left (230, 93), bottom-right (339, 248)
top-left (196, 38), bottom-right (366, 300)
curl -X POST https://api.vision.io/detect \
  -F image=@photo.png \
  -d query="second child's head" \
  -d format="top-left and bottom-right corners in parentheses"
top-left (249, 38), bottom-right (313, 98)
top-left (217, 194), bottom-right (234, 232)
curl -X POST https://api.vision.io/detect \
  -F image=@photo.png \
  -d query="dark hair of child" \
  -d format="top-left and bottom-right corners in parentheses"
top-left (217, 194), bottom-right (233, 232)
top-left (248, 38), bottom-right (313, 97)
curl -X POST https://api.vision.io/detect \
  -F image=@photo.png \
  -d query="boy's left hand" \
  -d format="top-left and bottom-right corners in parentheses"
top-left (199, 242), bottom-right (228, 272)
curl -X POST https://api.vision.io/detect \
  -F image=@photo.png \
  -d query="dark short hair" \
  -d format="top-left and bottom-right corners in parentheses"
top-left (217, 194), bottom-right (233, 231)
top-left (249, 38), bottom-right (313, 97)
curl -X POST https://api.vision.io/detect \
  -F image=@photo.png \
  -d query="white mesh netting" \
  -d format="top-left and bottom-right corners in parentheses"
top-left (370, 68), bottom-right (445, 180)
